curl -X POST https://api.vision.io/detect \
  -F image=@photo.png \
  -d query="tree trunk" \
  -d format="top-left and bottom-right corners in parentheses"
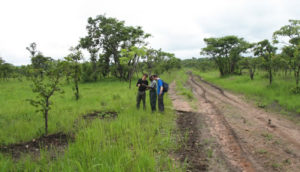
top-left (129, 78), bottom-right (132, 89)
top-left (284, 68), bottom-right (287, 77)
top-left (220, 69), bottom-right (224, 76)
top-left (269, 68), bottom-right (273, 85)
top-left (45, 97), bottom-right (49, 135)
top-left (74, 65), bottom-right (79, 100)
top-left (249, 68), bottom-right (254, 80)
top-left (129, 55), bottom-right (139, 89)
top-left (75, 80), bottom-right (79, 100)
top-left (296, 67), bottom-right (300, 88)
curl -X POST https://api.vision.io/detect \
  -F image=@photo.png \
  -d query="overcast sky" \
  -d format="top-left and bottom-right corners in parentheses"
top-left (0, 0), bottom-right (299, 65)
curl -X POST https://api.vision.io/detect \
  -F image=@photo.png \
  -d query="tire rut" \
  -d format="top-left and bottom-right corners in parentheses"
top-left (188, 74), bottom-right (259, 172)
top-left (188, 72), bottom-right (300, 171)
top-left (192, 74), bottom-right (300, 152)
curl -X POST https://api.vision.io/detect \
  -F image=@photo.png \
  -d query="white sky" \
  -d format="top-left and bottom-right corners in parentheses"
top-left (0, 0), bottom-right (299, 65)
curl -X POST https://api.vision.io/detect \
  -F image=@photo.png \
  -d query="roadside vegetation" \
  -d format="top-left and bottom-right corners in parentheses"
top-left (192, 70), bottom-right (300, 115)
top-left (0, 14), bottom-right (183, 171)
top-left (0, 74), bottom-right (185, 171)
top-left (183, 19), bottom-right (300, 117)
top-left (1, 12), bottom-right (300, 171)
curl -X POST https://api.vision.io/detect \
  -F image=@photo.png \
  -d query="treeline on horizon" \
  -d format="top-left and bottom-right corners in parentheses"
top-left (0, 14), bottom-right (183, 135)
top-left (1, 17), bottom-right (300, 93)
top-left (0, 14), bottom-right (181, 83)
top-left (185, 20), bottom-right (300, 94)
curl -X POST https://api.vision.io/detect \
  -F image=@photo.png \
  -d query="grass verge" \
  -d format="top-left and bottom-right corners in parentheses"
top-left (0, 74), bottom-right (182, 171)
top-left (191, 69), bottom-right (300, 122)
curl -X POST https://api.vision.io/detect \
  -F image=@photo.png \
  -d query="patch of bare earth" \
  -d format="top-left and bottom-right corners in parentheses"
top-left (169, 73), bottom-right (300, 171)
top-left (181, 72), bottom-right (300, 172)
top-left (0, 132), bottom-right (74, 160)
top-left (82, 111), bottom-right (118, 120)
top-left (169, 82), bottom-right (232, 172)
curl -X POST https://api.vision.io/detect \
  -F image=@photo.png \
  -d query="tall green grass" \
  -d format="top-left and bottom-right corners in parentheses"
top-left (192, 69), bottom-right (300, 115)
top-left (163, 70), bottom-right (194, 101)
top-left (0, 74), bottom-right (183, 171)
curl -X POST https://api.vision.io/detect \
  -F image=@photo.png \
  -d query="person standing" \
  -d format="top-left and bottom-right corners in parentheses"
top-left (154, 75), bottom-right (164, 112)
top-left (136, 74), bottom-right (148, 110)
top-left (148, 75), bottom-right (157, 112)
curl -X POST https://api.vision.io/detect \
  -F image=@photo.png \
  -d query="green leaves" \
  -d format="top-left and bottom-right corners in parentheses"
top-left (253, 40), bottom-right (277, 58)
top-left (27, 59), bottom-right (64, 134)
top-left (273, 19), bottom-right (300, 46)
top-left (202, 35), bottom-right (250, 76)
top-left (119, 46), bottom-right (147, 67)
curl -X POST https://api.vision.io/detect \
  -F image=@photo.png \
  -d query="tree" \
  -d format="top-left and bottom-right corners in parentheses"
top-left (26, 42), bottom-right (38, 57)
top-left (120, 46), bottom-right (147, 88)
top-left (293, 45), bottom-right (300, 91)
top-left (143, 48), bottom-right (157, 76)
top-left (164, 56), bottom-right (181, 73)
top-left (27, 60), bottom-right (64, 135)
top-left (0, 57), bottom-right (4, 65)
top-left (26, 43), bottom-right (53, 78)
top-left (65, 48), bottom-right (83, 100)
top-left (238, 57), bottom-right (260, 80)
top-left (0, 58), bottom-right (14, 80)
top-left (273, 19), bottom-right (300, 90)
top-left (253, 40), bottom-right (277, 85)
top-left (182, 58), bottom-right (216, 71)
top-left (31, 53), bottom-right (53, 78)
top-left (281, 46), bottom-right (295, 75)
top-left (201, 36), bottom-right (250, 76)
top-left (272, 54), bottom-right (288, 76)
top-left (79, 15), bottom-right (150, 81)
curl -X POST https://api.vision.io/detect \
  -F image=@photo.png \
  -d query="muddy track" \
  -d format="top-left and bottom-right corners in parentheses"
top-left (188, 75), bottom-right (258, 172)
top-left (176, 110), bottom-right (209, 171)
top-left (192, 74), bottom-right (238, 103)
top-left (191, 74), bottom-right (300, 153)
top-left (170, 73), bottom-right (300, 171)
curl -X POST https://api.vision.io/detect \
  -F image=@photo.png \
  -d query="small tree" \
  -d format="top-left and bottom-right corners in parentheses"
top-left (201, 36), bottom-right (250, 76)
top-left (293, 46), bottom-right (300, 91)
top-left (120, 46), bottom-right (147, 88)
top-left (26, 42), bottom-right (38, 57)
top-left (273, 19), bottom-right (300, 90)
top-left (26, 42), bottom-right (53, 78)
top-left (65, 48), bottom-right (83, 100)
top-left (27, 61), bottom-right (64, 135)
top-left (253, 40), bottom-right (277, 85)
top-left (238, 57), bottom-right (260, 80)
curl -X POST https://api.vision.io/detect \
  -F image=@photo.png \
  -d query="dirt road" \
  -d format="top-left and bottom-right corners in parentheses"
top-left (170, 73), bottom-right (300, 172)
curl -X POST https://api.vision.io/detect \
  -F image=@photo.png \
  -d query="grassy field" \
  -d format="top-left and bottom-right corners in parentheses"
top-left (0, 72), bottom-right (184, 171)
top-left (171, 69), bottom-right (194, 101)
top-left (192, 69), bottom-right (300, 115)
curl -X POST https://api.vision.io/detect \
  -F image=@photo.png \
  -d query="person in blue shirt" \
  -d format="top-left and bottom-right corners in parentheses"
top-left (154, 75), bottom-right (164, 112)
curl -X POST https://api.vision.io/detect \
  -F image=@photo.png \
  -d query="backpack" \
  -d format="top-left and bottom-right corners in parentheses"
top-left (162, 81), bottom-right (169, 92)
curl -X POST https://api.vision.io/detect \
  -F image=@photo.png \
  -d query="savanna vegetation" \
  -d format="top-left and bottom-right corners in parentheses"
top-left (1, 12), bottom-right (300, 171)
top-left (0, 15), bottom-right (183, 171)
top-left (186, 19), bottom-right (300, 114)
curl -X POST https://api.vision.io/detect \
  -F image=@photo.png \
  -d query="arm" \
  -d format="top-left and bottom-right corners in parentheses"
top-left (136, 79), bottom-right (141, 87)
top-left (145, 81), bottom-right (153, 89)
top-left (159, 80), bottom-right (164, 95)
top-left (159, 86), bottom-right (164, 95)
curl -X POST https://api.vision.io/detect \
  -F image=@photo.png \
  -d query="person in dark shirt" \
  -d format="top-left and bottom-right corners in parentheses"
top-left (136, 74), bottom-right (148, 110)
top-left (148, 75), bottom-right (157, 112)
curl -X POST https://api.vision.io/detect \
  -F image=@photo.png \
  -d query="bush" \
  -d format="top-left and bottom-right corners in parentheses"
top-left (290, 87), bottom-right (300, 94)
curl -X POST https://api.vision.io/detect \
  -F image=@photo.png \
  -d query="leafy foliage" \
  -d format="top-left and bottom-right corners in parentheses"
top-left (201, 35), bottom-right (250, 76)
top-left (64, 48), bottom-right (83, 100)
top-left (78, 15), bottom-right (151, 80)
top-left (27, 60), bottom-right (64, 135)
top-left (253, 40), bottom-right (277, 85)
top-left (273, 19), bottom-right (300, 90)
